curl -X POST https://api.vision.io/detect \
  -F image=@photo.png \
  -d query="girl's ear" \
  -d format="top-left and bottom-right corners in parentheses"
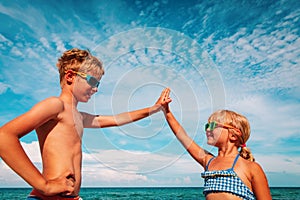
top-left (229, 131), bottom-right (239, 142)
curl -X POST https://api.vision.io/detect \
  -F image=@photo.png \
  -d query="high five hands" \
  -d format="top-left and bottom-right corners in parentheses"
top-left (155, 87), bottom-right (172, 114)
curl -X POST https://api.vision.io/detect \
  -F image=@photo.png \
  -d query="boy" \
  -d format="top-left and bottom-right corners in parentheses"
top-left (0, 48), bottom-right (170, 199)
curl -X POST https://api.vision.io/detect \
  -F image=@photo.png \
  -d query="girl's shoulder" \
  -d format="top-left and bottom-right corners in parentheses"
top-left (239, 157), bottom-right (264, 176)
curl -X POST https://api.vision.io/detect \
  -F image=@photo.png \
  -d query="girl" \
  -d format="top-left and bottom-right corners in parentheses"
top-left (161, 88), bottom-right (271, 200)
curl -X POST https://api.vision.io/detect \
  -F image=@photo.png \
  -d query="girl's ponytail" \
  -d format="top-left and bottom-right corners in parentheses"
top-left (239, 145), bottom-right (255, 161)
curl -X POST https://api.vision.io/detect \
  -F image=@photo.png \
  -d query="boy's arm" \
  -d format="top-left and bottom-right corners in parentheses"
top-left (82, 88), bottom-right (171, 128)
top-left (251, 162), bottom-right (272, 200)
top-left (0, 97), bottom-right (73, 195)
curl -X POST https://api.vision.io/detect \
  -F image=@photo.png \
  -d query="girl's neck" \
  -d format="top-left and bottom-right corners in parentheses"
top-left (217, 146), bottom-right (239, 157)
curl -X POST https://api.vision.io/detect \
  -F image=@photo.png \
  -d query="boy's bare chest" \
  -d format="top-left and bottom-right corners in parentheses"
top-left (63, 110), bottom-right (84, 137)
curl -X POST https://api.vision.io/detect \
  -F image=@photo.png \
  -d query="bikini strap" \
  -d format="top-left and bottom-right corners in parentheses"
top-left (205, 157), bottom-right (215, 170)
top-left (231, 154), bottom-right (240, 169)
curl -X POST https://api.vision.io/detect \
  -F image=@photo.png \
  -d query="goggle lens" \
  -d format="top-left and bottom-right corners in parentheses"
top-left (86, 75), bottom-right (100, 88)
top-left (204, 121), bottom-right (242, 136)
top-left (205, 122), bottom-right (217, 131)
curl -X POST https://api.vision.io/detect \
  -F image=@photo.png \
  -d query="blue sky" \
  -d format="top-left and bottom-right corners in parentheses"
top-left (0, 0), bottom-right (300, 187)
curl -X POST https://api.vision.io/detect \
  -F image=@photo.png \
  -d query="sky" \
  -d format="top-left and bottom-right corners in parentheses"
top-left (0, 0), bottom-right (300, 188)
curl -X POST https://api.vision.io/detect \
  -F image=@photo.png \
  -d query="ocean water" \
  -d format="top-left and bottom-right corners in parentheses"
top-left (0, 187), bottom-right (299, 200)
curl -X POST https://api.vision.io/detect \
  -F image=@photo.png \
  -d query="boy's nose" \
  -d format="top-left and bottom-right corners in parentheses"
top-left (92, 87), bottom-right (98, 93)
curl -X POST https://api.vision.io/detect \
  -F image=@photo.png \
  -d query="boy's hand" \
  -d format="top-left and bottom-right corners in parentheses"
top-left (154, 88), bottom-right (172, 113)
top-left (42, 172), bottom-right (75, 196)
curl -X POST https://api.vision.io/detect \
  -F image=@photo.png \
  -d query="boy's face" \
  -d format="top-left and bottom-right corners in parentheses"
top-left (74, 71), bottom-right (101, 88)
top-left (72, 70), bottom-right (102, 102)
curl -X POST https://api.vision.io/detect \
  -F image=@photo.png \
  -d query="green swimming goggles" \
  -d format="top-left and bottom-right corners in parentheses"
top-left (72, 70), bottom-right (100, 88)
top-left (205, 121), bottom-right (242, 135)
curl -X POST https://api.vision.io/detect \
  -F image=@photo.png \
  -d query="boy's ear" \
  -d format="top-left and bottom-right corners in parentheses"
top-left (65, 70), bottom-right (75, 84)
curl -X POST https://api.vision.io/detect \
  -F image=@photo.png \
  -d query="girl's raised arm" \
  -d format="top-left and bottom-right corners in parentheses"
top-left (162, 89), bottom-right (212, 168)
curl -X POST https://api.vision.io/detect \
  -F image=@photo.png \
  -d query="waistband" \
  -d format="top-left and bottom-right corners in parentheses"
top-left (28, 189), bottom-right (82, 200)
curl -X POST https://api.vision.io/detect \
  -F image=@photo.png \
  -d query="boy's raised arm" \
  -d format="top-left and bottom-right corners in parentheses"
top-left (82, 88), bottom-right (172, 128)
top-left (0, 97), bottom-right (74, 195)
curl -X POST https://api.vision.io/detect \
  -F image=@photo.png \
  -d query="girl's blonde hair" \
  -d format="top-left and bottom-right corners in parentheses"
top-left (208, 110), bottom-right (255, 161)
top-left (56, 48), bottom-right (104, 84)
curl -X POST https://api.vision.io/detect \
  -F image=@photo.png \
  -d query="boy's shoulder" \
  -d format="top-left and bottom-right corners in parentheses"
top-left (41, 97), bottom-right (64, 107)
top-left (33, 97), bottom-right (65, 114)
top-left (23, 97), bottom-right (65, 124)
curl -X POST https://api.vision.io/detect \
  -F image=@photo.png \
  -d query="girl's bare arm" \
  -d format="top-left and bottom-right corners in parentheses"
top-left (164, 109), bottom-right (211, 167)
top-left (251, 162), bottom-right (272, 200)
top-left (160, 88), bottom-right (211, 167)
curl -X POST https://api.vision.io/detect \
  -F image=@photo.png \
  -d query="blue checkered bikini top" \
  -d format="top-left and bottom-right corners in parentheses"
top-left (201, 154), bottom-right (256, 200)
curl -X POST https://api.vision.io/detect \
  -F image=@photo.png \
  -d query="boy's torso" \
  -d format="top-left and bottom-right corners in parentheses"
top-left (35, 101), bottom-right (84, 195)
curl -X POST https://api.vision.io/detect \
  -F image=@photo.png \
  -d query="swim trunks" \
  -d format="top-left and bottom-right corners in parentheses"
top-left (27, 189), bottom-right (82, 200)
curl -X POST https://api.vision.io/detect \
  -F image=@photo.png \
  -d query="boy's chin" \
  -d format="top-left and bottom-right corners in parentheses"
top-left (83, 95), bottom-right (92, 102)
top-left (79, 98), bottom-right (89, 103)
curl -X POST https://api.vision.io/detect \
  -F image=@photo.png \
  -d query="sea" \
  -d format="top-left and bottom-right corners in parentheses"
top-left (0, 187), bottom-right (299, 200)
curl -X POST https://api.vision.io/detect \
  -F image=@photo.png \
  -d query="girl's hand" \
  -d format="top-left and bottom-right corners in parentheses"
top-left (155, 88), bottom-right (172, 113)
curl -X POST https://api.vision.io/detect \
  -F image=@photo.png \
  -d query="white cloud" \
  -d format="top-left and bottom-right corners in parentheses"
top-left (251, 60), bottom-right (300, 90)
top-left (25, 48), bottom-right (40, 59)
top-left (210, 15), bottom-right (300, 92)
top-left (0, 3), bottom-right (48, 38)
top-left (10, 46), bottom-right (23, 57)
top-left (0, 34), bottom-right (11, 43)
top-left (52, 34), bottom-right (66, 53)
top-left (39, 37), bottom-right (50, 49)
top-left (256, 154), bottom-right (300, 173)
top-left (0, 33), bottom-right (13, 50)
top-left (183, 176), bottom-right (192, 184)
top-left (0, 161), bottom-right (28, 187)
top-left (82, 167), bottom-right (148, 186)
top-left (225, 92), bottom-right (300, 142)
top-left (0, 82), bottom-right (8, 94)
top-left (81, 149), bottom-right (204, 186)
top-left (21, 141), bottom-right (42, 165)
top-left (0, 142), bottom-right (42, 187)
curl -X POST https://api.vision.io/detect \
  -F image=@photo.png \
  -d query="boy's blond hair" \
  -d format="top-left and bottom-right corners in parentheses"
top-left (208, 110), bottom-right (255, 161)
top-left (56, 48), bottom-right (104, 84)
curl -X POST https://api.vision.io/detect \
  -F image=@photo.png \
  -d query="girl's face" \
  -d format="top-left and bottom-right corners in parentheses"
top-left (206, 111), bottom-right (248, 147)
top-left (205, 121), bottom-right (230, 147)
